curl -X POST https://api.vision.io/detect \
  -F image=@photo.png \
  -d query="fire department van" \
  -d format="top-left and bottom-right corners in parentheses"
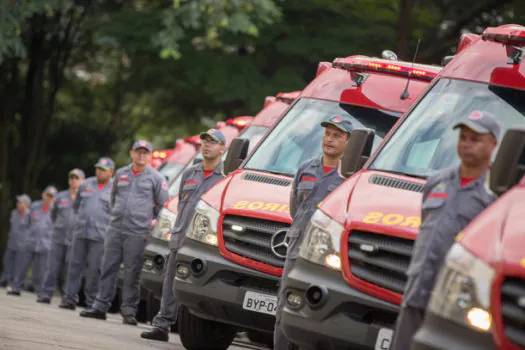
top-left (280, 24), bottom-right (525, 350)
top-left (141, 94), bottom-right (299, 302)
top-left (172, 53), bottom-right (442, 349)
top-left (412, 28), bottom-right (525, 350)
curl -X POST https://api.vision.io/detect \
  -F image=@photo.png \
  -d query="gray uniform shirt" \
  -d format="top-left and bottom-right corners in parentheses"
top-left (73, 177), bottom-right (113, 242)
top-left (168, 162), bottom-right (224, 251)
top-left (286, 156), bottom-right (345, 259)
top-left (51, 190), bottom-right (77, 246)
top-left (403, 166), bottom-right (496, 308)
top-left (25, 200), bottom-right (54, 253)
top-left (7, 209), bottom-right (31, 251)
top-left (109, 164), bottom-right (169, 237)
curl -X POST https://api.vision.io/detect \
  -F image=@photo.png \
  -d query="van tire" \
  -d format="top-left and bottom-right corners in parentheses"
top-left (178, 305), bottom-right (236, 349)
top-left (247, 330), bottom-right (274, 348)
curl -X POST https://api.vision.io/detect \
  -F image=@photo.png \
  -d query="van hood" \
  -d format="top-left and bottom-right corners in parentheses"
top-left (320, 170), bottom-right (425, 239)
top-left (215, 169), bottom-right (293, 223)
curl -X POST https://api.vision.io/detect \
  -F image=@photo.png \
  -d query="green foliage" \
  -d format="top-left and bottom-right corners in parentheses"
top-left (157, 0), bottom-right (281, 59)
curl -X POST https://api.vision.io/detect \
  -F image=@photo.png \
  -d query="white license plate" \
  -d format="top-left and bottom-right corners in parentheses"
top-left (374, 328), bottom-right (393, 350)
top-left (242, 291), bottom-right (278, 316)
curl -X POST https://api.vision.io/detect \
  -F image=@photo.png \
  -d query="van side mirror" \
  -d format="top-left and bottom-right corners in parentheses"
top-left (224, 138), bottom-right (250, 175)
top-left (441, 55), bottom-right (454, 66)
top-left (490, 127), bottom-right (525, 196)
top-left (340, 129), bottom-right (375, 178)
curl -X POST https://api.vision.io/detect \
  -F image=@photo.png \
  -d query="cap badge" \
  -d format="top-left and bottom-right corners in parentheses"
top-left (101, 159), bottom-right (107, 165)
top-left (208, 128), bottom-right (216, 133)
top-left (331, 116), bottom-right (342, 123)
top-left (139, 140), bottom-right (147, 146)
top-left (468, 111), bottom-right (483, 120)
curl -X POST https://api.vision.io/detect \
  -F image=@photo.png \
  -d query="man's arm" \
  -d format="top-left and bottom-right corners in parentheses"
top-left (73, 186), bottom-right (83, 215)
top-left (289, 164), bottom-right (304, 220)
top-left (110, 171), bottom-right (118, 207)
top-left (153, 174), bottom-right (170, 218)
top-left (51, 194), bottom-right (60, 223)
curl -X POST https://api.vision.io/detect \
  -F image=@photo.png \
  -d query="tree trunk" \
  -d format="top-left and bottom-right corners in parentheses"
top-left (395, 0), bottom-right (415, 60)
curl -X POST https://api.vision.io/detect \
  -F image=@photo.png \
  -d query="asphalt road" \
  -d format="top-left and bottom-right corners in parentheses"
top-left (0, 289), bottom-right (265, 350)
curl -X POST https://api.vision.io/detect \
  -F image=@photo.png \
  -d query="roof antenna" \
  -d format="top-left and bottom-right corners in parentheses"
top-left (400, 38), bottom-right (421, 100)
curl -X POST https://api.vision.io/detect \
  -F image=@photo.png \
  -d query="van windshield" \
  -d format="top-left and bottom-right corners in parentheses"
top-left (244, 98), bottom-right (400, 176)
top-left (158, 162), bottom-right (185, 184)
top-left (168, 154), bottom-right (203, 197)
top-left (368, 79), bottom-right (525, 178)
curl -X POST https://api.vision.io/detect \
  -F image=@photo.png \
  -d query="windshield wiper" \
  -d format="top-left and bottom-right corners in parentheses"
top-left (373, 169), bottom-right (428, 180)
top-left (243, 167), bottom-right (293, 177)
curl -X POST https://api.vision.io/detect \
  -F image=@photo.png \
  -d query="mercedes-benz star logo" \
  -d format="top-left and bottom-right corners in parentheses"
top-left (270, 229), bottom-right (289, 259)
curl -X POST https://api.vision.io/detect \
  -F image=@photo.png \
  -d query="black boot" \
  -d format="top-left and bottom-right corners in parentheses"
top-left (7, 290), bottom-right (21, 296)
top-left (37, 297), bottom-right (51, 304)
top-left (59, 302), bottom-right (76, 310)
top-left (140, 327), bottom-right (169, 341)
top-left (122, 315), bottom-right (138, 325)
top-left (79, 308), bottom-right (106, 320)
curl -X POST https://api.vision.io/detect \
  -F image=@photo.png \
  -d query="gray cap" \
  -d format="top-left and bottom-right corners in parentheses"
top-left (16, 194), bottom-right (31, 206)
top-left (200, 128), bottom-right (226, 144)
top-left (453, 111), bottom-right (501, 140)
top-left (131, 140), bottom-right (153, 152)
top-left (320, 116), bottom-right (353, 134)
top-left (68, 168), bottom-right (85, 179)
top-left (94, 157), bottom-right (115, 171)
top-left (43, 185), bottom-right (58, 197)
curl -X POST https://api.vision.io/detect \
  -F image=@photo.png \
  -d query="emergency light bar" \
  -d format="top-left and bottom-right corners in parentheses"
top-left (152, 151), bottom-right (168, 159)
top-left (333, 56), bottom-right (441, 81)
top-left (276, 91), bottom-right (301, 104)
top-left (226, 116), bottom-right (252, 129)
top-left (185, 135), bottom-right (201, 145)
top-left (482, 25), bottom-right (525, 46)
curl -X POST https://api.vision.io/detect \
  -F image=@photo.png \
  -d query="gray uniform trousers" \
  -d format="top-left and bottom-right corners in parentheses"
top-left (63, 238), bottom-right (105, 307)
top-left (40, 243), bottom-right (71, 299)
top-left (274, 256), bottom-right (296, 350)
top-left (390, 306), bottom-right (426, 350)
top-left (0, 248), bottom-right (17, 284)
top-left (92, 231), bottom-right (148, 316)
top-left (151, 251), bottom-right (179, 331)
top-left (11, 251), bottom-right (50, 293)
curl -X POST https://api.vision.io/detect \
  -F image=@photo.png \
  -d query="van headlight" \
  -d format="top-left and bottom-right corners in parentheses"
top-left (299, 210), bottom-right (344, 271)
top-left (152, 208), bottom-right (178, 241)
top-left (186, 200), bottom-right (220, 246)
top-left (429, 243), bottom-right (494, 332)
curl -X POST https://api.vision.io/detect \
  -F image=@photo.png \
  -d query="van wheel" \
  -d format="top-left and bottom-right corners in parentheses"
top-left (178, 305), bottom-right (236, 349)
top-left (247, 330), bottom-right (274, 348)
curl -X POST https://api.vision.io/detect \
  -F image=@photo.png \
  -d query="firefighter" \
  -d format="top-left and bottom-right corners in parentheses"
top-left (80, 141), bottom-right (169, 325)
top-left (140, 128), bottom-right (227, 341)
top-left (37, 169), bottom-right (85, 303)
top-left (8, 186), bottom-right (57, 296)
top-left (390, 110), bottom-right (500, 350)
top-left (0, 195), bottom-right (32, 287)
top-left (59, 159), bottom-right (114, 310)
top-left (274, 116), bottom-right (352, 350)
